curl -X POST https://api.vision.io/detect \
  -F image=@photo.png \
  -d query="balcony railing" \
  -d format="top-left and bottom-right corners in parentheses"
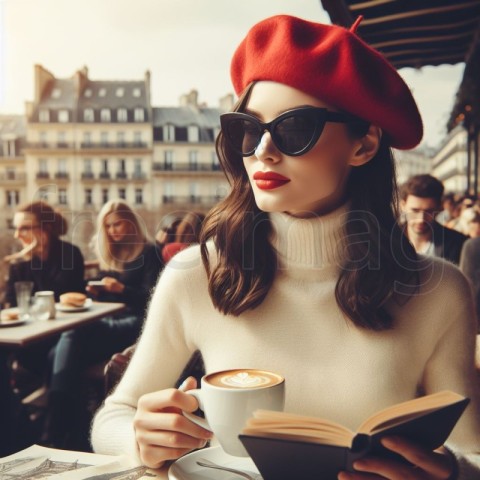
top-left (36, 172), bottom-right (50, 179)
top-left (80, 141), bottom-right (149, 149)
top-left (162, 195), bottom-right (224, 205)
top-left (54, 172), bottom-right (70, 180)
top-left (27, 142), bottom-right (74, 149)
top-left (153, 163), bottom-right (221, 172)
top-left (81, 172), bottom-right (95, 180)
top-left (0, 173), bottom-right (26, 182)
top-left (116, 172), bottom-right (128, 179)
top-left (99, 172), bottom-right (111, 179)
top-left (132, 172), bottom-right (147, 180)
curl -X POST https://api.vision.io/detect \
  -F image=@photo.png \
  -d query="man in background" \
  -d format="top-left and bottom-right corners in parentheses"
top-left (400, 174), bottom-right (467, 264)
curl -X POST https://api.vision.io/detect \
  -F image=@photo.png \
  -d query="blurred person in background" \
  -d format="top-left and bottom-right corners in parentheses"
top-left (45, 199), bottom-right (162, 449)
top-left (436, 192), bottom-right (455, 226)
top-left (400, 174), bottom-right (467, 264)
top-left (161, 211), bottom-right (205, 263)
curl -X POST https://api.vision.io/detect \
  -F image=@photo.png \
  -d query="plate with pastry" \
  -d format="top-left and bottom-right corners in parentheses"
top-left (0, 308), bottom-right (26, 327)
top-left (56, 293), bottom-right (92, 312)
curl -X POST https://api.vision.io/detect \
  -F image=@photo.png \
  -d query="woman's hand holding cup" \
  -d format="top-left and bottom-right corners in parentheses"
top-left (133, 377), bottom-right (213, 469)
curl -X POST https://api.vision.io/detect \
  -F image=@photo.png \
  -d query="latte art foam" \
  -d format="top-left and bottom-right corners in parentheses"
top-left (205, 369), bottom-right (283, 389)
top-left (221, 372), bottom-right (272, 388)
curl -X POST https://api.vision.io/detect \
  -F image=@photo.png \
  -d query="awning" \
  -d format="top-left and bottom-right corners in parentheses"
top-left (321, 0), bottom-right (480, 132)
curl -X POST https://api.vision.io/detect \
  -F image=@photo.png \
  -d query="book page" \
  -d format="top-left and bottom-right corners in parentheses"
top-left (0, 444), bottom-right (163, 479)
top-left (357, 391), bottom-right (465, 434)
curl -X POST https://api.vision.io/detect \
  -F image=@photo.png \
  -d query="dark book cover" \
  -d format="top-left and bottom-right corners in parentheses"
top-left (239, 397), bottom-right (469, 480)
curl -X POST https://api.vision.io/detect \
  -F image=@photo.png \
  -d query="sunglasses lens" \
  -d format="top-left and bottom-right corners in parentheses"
top-left (225, 118), bottom-right (261, 155)
top-left (274, 112), bottom-right (319, 155)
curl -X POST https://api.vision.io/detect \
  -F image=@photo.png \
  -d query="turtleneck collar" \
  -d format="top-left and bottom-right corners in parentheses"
top-left (269, 203), bottom-right (349, 271)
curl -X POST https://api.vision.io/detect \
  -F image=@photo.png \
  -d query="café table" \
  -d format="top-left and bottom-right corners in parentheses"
top-left (0, 301), bottom-right (125, 456)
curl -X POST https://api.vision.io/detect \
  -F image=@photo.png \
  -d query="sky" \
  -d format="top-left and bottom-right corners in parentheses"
top-left (0, 0), bottom-right (465, 149)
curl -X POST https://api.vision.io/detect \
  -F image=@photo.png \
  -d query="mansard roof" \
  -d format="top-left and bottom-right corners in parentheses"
top-left (152, 106), bottom-right (221, 128)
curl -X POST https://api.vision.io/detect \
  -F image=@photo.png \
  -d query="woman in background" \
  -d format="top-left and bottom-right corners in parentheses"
top-left (46, 199), bottom-right (162, 448)
top-left (4, 201), bottom-right (85, 305)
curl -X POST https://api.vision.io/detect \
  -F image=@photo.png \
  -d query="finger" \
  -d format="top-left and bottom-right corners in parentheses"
top-left (178, 376), bottom-right (198, 392)
top-left (137, 426), bottom-right (208, 451)
top-left (352, 456), bottom-right (418, 480)
top-left (381, 436), bottom-right (451, 477)
top-left (139, 443), bottom-right (200, 468)
top-left (139, 388), bottom-right (199, 413)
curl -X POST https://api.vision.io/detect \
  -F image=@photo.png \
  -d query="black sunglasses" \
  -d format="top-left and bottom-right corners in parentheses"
top-left (220, 106), bottom-right (358, 157)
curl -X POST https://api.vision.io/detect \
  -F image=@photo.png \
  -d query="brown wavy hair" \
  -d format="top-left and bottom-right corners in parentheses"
top-left (17, 201), bottom-right (68, 238)
top-left (201, 83), bottom-right (419, 330)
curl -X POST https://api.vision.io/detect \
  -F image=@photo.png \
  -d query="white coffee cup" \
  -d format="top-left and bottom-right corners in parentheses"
top-left (184, 368), bottom-right (285, 457)
top-left (34, 291), bottom-right (56, 319)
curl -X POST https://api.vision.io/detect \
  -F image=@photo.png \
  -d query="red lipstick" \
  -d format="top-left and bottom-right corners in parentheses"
top-left (253, 171), bottom-right (290, 190)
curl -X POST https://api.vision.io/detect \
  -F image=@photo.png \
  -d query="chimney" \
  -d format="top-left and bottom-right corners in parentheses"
top-left (179, 89), bottom-right (199, 107)
top-left (219, 93), bottom-right (234, 112)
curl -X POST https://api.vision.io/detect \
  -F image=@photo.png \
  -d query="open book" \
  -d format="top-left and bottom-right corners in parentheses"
top-left (239, 390), bottom-right (469, 480)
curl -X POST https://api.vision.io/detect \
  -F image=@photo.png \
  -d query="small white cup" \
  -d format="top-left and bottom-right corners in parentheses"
top-left (184, 369), bottom-right (285, 457)
top-left (34, 291), bottom-right (56, 319)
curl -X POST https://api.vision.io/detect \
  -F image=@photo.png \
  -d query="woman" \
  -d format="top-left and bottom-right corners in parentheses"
top-left (47, 199), bottom-right (163, 448)
top-left (91, 16), bottom-right (480, 478)
top-left (4, 201), bottom-right (85, 305)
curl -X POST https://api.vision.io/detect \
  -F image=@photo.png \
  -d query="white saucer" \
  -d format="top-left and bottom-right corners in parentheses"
top-left (56, 298), bottom-right (93, 312)
top-left (169, 446), bottom-right (261, 480)
top-left (0, 318), bottom-right (26, 328)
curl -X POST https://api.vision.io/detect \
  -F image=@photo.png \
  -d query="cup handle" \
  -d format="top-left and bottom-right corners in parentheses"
top-left (183, 389), bottom-right (211, 431)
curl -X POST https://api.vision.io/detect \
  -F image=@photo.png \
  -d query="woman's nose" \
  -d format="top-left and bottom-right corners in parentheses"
top-left (254, 131), bottom-right (280, 161)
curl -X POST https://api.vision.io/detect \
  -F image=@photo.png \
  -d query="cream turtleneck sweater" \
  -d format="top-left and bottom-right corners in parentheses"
top-left (91, 207), bottom-right (480, 477)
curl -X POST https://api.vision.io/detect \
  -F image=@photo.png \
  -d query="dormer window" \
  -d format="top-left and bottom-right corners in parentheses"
top-left (134, 108), bottom-right (144, 122)
top-left (58, 110), bottom-right (69, 123)
top-left (163, 124), bottom-right (175, 142)
top-left (51, 88), bottom-right (61, 99)
top-left (99, 88), bottom-right (107, 97)
top-left (84, 89), bottom-right (92, 98)
top-left (133, 88), bottom-right (141, 98)
top-left (117, 108), bottom-right (128, 122)
top-left (188, 125), bottom-right (199, 142)
top-left (100, 108), bottom-right (111, 122)
top-left (116, 87), bottom-right (125, 97)
top-left (83, 108), bottom-right (94, 122)
top-left (39, 109), bottom-right (50, 123)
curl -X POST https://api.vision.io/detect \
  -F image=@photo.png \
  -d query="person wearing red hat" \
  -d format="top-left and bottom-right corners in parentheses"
top-left (91, 15), bottom-right (479, 479)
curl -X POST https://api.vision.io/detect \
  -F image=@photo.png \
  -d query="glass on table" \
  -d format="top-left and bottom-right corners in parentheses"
top-left (30, 296), bottom-right (51, 321)
top-left (14, 281), bottom-right (33, 321)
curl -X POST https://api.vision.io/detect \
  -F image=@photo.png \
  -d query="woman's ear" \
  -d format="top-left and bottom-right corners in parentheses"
top-left (349, 125), bottom-right (382, 167)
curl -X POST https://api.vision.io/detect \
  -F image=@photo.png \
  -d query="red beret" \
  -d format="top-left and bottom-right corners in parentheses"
top-left (231, 15), bottom-right (423, 150)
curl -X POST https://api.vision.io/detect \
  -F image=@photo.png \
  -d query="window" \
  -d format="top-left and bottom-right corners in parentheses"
top-left (134, 108), bottom-right (144, 122)
top-left (58, 188), bottom-right (67, 205)
top-left (133, 131), bottom-right (142, 146)
top-left (58, 110), bottom-right (69, 123)
top-left (135, 188), bottom-right (143, 205)
top-left (163, 125), bottom-right (175, 142)
top-left (117, 108), bottom-right (128, 122)
top-left (118, 188), bottom-right (126, 200)
top-left (117, 131), bottom-right (125, 146)
top-left (132, 88), bottom-right (141, 98)
top-left (100, 132), bottom-right (108, 146)
top-left (83, 108), bottom-right (94, 122)
top-left (134, 158), bottom-right (142, 176)
top-left (116, 87), bottom-right (125, 97)
top-left (38, 187), bottom-right (49, 201)
top-left (6, 190), bottom-right (19, 207)
top-left (58, 158), bottom-right (67, 176)
top-left (83, 132), bottom-right (92, 146)
top-left (100, 108), bottom-right (111, 122)
top-left (6, 167), bottom-right (15, 180)
top-left (102, 188), bottom-right (109, 204)
top-left (101, 159), bottom-right (109, 173)
top-left (188, 125), bottom-right (199, 142)
top-left (164, 150), bottom-right (174, 170)
top-left (189, 182), bottom-right (199, 202)
top-left (84, 89), bottom-right (92, 98)
top-left (189, 151), bottom-right (198, 170)
top-left (84, 158), bottom-right (93, 174)
top-left (39, 159), bottom-right (48, 174)
top-left (39, 109), bottom-right (50, 123)
top-left (51, 88), bottom-right (61, 99)
top-left (57, 132), bottom-right (66, 147)
top-left (85, 188), bottom-right (93, 205)
top-left (39, 131), bottom-right (47, 147)
top-left (99, 88), bottom-right (106, 97)
top-left (118, 158), bottom-right (126, 173)
top-left (211, 151), bottom-right (220, 170)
